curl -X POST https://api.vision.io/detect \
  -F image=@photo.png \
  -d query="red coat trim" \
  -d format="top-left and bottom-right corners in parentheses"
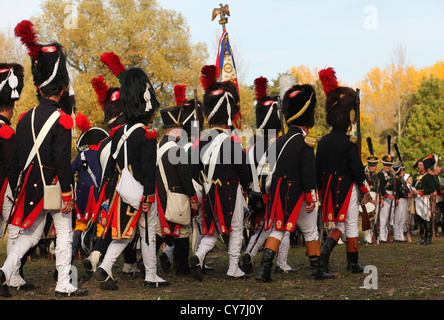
top-left (0, 124), bottom-right (14, 139)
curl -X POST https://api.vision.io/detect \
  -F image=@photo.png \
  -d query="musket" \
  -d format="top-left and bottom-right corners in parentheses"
top-left (406, 196), bottom-right (412, 242)
top-left (355, 88), bottom-right (371, 231)
top-left (387, 176), bottom-right (397, 244)
top-left (374, 179), bottom-right (381, 244)
top-left (277, 96), bottom-right (285, 136)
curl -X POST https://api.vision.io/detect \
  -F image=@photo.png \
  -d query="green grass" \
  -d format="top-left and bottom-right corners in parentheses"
top-left (0, 233), bottom-right (443, 301)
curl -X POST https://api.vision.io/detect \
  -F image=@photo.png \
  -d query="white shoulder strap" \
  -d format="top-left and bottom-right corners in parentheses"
top-left (157, 141), bottom-right (178, 164)
top-left (112, 123), bottom-right (144, 160)
top-left (202, 132), bottom-right (230, 194)
top-left (24, 109), bottom-right (61, 171)
top-left (269, 133), bottom-right (300, 175)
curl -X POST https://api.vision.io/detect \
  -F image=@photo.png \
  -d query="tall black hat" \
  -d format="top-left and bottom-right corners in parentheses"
top-left (91, 75), bottom-right (123, 130)
top-left (366, 137), bottom-right (379, 166)
top-left (319, 67), bottom-right (359, 130)
top-left (254, 76), bottom-right (281, 131)
top-left (0, 63), bottom-right (24, 107)
top-left (282, 83), bottom-right (316, 128)
top-left (200, 65), bottom-right (239, 126)
top-left (15, 20), bottom-right (70, 97)
top-left (381, 135), bottom-right (394, 166)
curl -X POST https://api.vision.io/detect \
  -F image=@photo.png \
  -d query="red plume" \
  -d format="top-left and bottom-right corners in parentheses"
top-left (91, 76), bottom-right (109, 108)
top-left (75, 112), bottom-right (91, 133)
top-left (174, 85), bottom-right (187, 106)
top-left (14, 20), bottom-right (40, 60)
top-left (254, 77), bottom-right (268, 101)
top-left (200, 65), bottom-right (218, 91)
top-left (318, 67), bottom-right (339, 95)
top-left (100, 52), bottom-right (125, 77)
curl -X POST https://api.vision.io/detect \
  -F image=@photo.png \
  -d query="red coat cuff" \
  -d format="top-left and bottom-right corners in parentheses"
top-left (147, 195), bottom-right (155, 203)
top-left (62, 191), bottom-right (73, 202)
top-left (305, 190), bottom-right (317, 203)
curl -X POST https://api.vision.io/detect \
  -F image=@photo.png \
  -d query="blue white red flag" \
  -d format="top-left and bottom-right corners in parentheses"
top-left (216, 30), bottom-right (241, 128)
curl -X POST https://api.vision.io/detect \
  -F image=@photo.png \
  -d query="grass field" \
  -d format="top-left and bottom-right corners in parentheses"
top-left (0, 231), bottom-right (443, 302)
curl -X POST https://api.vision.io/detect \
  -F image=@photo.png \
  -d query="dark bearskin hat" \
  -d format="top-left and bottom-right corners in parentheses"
top-left (200, 65), bottom-right (239, 126)
top-left (0, 63), bottom-right (25, 109)
top-left (91, 75), bottom-right (123, 130)
top-left (15, 20), bottom-right (70, 98)
top-left (75, 112), bottom-right (109, 152)
top-left (319, 67), bottom-right (358, 130)
top-left (254, 77), bottom-right (281, 132)
top-left (282, 84), bottom-right (316, 128)
top-left (120, 67), bottom-right (160, 123)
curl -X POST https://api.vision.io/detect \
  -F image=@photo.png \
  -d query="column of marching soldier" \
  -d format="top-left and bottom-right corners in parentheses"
top-left (0, 20), bottom-right (443, 298)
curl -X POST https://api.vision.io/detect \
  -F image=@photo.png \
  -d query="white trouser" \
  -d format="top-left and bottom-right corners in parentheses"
top-left (245, 228), bottom-right (271, 257)
top-left (394, 198), bottom-right (408, 241)
top-left (245, 228), bottom-right (294, 270)
top-left (99, 202), bottom-right (166, 283)
top-left (379, 192), bottom-right (395, 242)
top-left (332, 185), bottom-right (360, 239)
top-left (1, 184), bottom-right (23, 255)
top-left (1, 209), bottom-right (75, 293)
top-left (269, 200), bottom-right (319, 248)
top-left (194, 186), bottom-right (245, 277)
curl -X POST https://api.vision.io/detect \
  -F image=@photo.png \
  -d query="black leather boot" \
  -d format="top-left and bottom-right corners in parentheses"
top-left (309, 256), bottom-right (335, 280)
top-left (320, 237), bottom-right (337, 273)
top-left (424, 221), bottom-right (432, 245)
top-left (346, 252), bottom-right (365, 273)
top-left (174, 238), bottom-right (190, 276)
top-left (189, 255), bottom-right (202, 281)
top-left (0, 270), bottom-right (10, 298)
top-left (255, 248), bottom-right (276, 282)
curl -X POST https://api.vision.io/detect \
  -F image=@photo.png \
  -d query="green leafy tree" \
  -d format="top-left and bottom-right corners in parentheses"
top-left (399, 76), bottom-right (444, 173)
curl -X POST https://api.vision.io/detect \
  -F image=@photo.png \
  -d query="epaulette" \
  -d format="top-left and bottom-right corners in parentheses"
top-left (349, 136), bottom-right (358, 144)
top-left (304, 136), bottom-right (317, 148)
top-left (109, 125), bottom-right (123, 138)
top-left (58, 110), bottom-right (74, 130)
top-left (144, 126), bottom-right (158, 140)
top-left (0, 124), bottom-right (14, 140)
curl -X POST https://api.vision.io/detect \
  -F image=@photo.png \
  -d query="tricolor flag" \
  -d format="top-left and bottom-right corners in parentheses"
top-left (216, 30), bottom-right (241, 128)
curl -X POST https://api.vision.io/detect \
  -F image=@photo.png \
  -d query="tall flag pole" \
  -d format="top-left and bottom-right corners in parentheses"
top-left (212, 4), bottom-right (242, 129)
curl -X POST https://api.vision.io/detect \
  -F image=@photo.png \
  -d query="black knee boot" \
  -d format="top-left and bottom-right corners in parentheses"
top-left (255, 248), bottom-right (276, 282)
top-left (424, 221), bottom-right (432, 245)
top-left (320, 237), bottom-right (337, 273)
top-left (174, 238), bottom-right (190, 276)
top-left (346, 252), bottom-right (365, 273)
top-left (309, 255), bottom-right (336, 280)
